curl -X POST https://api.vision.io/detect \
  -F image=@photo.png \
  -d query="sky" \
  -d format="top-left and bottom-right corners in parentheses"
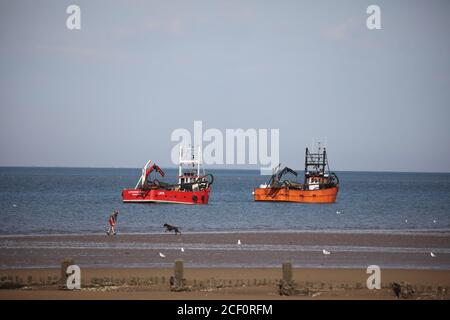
top-left (0, 0), bottom-right (449, 172)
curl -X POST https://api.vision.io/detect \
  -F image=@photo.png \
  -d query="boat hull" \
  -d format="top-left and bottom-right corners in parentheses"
top-left (253, 186), bottom-right (338, 203)
top-left (122, 188), bottom-right (210, 205)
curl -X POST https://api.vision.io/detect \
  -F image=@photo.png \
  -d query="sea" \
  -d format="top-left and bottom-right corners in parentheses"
top-left (0, 167), bottom-right (449, 236)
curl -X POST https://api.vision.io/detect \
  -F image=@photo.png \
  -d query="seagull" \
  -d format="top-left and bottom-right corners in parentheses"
top-left (12, 204), bottom-right (17, 207)
top-left (405, 219), bottom-right (408, 223)
top-left (159, 252), bottom-right (166, 259)
top-left (322, 249), bottom-right (331, 255)
top-left (237, 239), bottom-right (242, 246)
top-left (181, 247), bottom-right (184, 253)
top-left (430, 252), bottom-right (436, 258)
top-left (336, 211), bottom-right (341, 215)
top-left (433, 220), bottom-right (437, 224)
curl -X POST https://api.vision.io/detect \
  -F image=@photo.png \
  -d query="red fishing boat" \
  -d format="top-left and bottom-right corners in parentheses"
top-left (122, 146), bottom-right (213, 204)
top-left (253, 143), bottom-right (339, 203)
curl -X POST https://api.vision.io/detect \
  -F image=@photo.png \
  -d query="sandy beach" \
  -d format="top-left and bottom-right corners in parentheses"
top-left (0, 231), bottom-right (449, 299)
top-left (0, 267), bottom-right (449, 300)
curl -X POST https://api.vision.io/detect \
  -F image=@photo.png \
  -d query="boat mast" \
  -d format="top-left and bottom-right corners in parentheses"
top-left (197, 146), bottom-right (202, 177)
top-left (178, 146), bottom-right (183, 179)
top-left (304, 147), bottom-right (308, 184)
top-left (304, 140), bottom-right (330, 184)
top-left (178, 146), bottom-right (202, 184)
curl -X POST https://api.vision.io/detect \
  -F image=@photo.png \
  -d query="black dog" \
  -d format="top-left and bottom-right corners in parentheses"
top-left (163, 223), bottom-right (181, 235)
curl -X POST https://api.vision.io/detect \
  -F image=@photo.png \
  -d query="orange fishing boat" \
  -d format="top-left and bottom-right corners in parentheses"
top-left (253, 144), bottom-right (339, 203)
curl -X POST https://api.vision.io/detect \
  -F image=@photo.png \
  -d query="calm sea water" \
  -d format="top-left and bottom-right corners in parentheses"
top-left (0, 167), bottom-right (449, 235)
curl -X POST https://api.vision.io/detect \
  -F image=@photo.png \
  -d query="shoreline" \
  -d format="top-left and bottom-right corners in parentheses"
top-left (1, 228), bottom-right (450, 238)
top-left (1, 231), bottom-right (449, 270)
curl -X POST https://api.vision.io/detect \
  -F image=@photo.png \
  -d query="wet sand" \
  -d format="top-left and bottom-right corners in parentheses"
top-left (0, 231), bottom-right (449, 299)
top-left (0, 231), bottom-right (449, 269)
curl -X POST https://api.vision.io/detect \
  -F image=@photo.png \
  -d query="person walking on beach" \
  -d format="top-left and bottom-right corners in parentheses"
top-left (107, 211), bottom-right (119, 235)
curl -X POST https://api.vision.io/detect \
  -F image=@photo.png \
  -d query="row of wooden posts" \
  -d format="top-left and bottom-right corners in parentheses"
top-left (60, 259), bottom-right (294, 290)
top-left (53, 258), bottom-right (449, 297)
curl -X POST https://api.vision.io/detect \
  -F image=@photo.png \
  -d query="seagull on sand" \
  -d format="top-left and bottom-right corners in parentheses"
top-left (433, 220), bottom-right (437, 224)
top-left (322, 249), bottom-right (331, 255)
top-left (237, 239), bottom-right (242, 246)
top-left (405, 219), bottom-right (408, 223)
top-left (336, 211), bottom-right (341, 215)
top-left (159, 252), bottom-right (166, 259)
top-left (181, 247), bottom-right (185, 253)
top-left (430, 252), bottom-right (436, 258)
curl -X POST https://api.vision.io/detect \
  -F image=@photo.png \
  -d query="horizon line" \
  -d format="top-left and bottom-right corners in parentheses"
top-left (0, 165), bottom-right (449, 175)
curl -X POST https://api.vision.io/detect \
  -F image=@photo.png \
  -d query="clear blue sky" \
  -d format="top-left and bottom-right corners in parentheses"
top-left (1, 0), bottom-right (449, 172)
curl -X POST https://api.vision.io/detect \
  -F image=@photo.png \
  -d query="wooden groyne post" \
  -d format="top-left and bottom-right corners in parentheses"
top-left (175, 259), bottom-right (184, 282)
top-left (170, 259), bottom-right (188, 291)
top-left (279, 261), bottom-right (301, 296)
top-left (282, 262), bottom-right (293, 283)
